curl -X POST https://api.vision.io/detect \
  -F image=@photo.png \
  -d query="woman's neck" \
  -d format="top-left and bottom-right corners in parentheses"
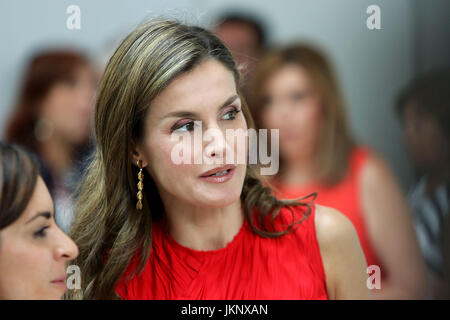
top-left (161, 197), bottom-right (244, 251)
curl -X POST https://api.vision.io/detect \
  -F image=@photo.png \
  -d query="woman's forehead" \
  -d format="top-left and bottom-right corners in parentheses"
top-left (16, 177), bottom-right (53, 224)
top-left (148, 59), bottom-right (238, 118)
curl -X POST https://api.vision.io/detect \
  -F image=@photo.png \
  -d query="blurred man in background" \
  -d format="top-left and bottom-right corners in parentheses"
top-left (396, 69), bottom-right (450, 299)
top-left (213, 12), bottom-right (267, 99)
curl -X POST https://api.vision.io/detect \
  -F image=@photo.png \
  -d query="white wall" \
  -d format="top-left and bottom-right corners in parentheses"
top-left (413, 0), bottom-right (450, 75)
top-left (1, 0), bottom-right (447, 190)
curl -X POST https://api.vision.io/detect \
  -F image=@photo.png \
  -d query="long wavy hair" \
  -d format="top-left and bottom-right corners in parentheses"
top-left (66, 19), bottom-right (315, 300)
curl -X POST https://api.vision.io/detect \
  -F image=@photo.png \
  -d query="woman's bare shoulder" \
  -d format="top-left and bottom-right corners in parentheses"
top-left (314, 204), bottom-right (370, 299)
top-left (314, 204), bottom-right (358, 250)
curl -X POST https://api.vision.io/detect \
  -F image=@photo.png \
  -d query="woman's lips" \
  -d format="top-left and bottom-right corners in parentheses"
top-left (199, 166), bottom-right (235, 183)
top-left (200, 164), bottom-right (236, 177)
top-left (51, 276), bottom-right (67, 290)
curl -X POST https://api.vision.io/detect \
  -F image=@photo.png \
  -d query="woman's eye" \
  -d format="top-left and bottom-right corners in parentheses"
top-left (222, 108), bottom-right (240, 120)
top-left (261, 97), bottom-right (272, 110)
top-left (292, 93), bottom-right (305, 101)
top-left (173, 121), bottom-right (195, 132)
top-left (291, 91), bottom-right (310, 102)
top-left (33, 226), bottom-right (49, 239)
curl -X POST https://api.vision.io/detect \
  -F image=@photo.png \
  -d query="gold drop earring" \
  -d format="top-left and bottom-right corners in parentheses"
top-left (136, 159), bottom-right (144, 210)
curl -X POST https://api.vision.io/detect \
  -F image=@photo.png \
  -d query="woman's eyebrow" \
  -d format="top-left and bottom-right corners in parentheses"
top-left (26, 212), bottom-right (52, 224)
top-left (218, 94), bottom-right (240, 112)
top-left (161, 94), bottom-right (240, 120)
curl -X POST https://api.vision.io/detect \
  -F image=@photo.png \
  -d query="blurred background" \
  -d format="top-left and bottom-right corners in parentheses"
top-left (1, 0), bottom-right (449, 189)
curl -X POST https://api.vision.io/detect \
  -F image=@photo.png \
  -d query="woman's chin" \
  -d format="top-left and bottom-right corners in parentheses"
top-left (195, 191), bottom-right (241, 209)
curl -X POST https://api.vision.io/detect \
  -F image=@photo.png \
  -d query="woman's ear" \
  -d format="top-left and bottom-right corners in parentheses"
top-left (130, 143), bottom-right (149, 167)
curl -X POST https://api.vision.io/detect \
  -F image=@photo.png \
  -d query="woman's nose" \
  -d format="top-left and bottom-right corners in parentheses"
top-left (54, 229), bottom-right (79, 261)
top-left (267, 101), bottom-right (290, 126)
top-left (279, 101), bottom-right (294, 120)
top-left (203, 123), bottom-right (229, 162)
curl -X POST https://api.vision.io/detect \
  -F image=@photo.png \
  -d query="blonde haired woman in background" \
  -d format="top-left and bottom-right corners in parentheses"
top-left (66, 20), bottom-right (370, 300)
top-left (250, 44), bottom-right (427, 299)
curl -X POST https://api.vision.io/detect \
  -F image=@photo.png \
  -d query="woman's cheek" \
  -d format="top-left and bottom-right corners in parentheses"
top-left (261, 108), bottom-right (277, 130)
top-left (153, 137), bottom-right (177, 168)
top-left (295, 100), bottom-right (321, 131)
top-left (231, 133), bottom-right (249, 165)
top-left (148, 135), bottom-right (195, 181)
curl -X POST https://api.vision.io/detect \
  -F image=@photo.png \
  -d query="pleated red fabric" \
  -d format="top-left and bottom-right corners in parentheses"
top-left (115, 204), bottom-right (328, 300)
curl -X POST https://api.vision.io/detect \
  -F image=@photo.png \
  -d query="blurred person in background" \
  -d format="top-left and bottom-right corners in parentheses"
top-left (442, 213), bottom-right (450, 300)
top-left (4, 49), bottom-right (97, 234)
top-left (444, 214), bottom-right (450, 299)
top-left (250, 44), bottom-right (427, 299)
top-left (0, 142), bottom-right (79, 299)
top-left (396, 70), bottom-right (450, 299)
top-left (213, 12), bottom-right (267, 98)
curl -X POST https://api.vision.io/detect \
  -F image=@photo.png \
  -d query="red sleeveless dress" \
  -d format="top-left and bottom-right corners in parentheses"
top-left (272, 146), bottom-right (382, 273)
top-left (115, 204), bottom-right (328, 299)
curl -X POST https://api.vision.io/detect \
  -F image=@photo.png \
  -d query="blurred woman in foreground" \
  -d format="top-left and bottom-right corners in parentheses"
top-left (0, 142), bottom-right (78, 299)
top-left (250, 44), bottom-right (427, 299)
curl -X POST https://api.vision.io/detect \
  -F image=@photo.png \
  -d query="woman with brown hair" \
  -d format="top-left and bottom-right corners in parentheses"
top-left (0, 142), bottom-right (78, 299)
top-left (250, 44), bottom-right (427, 299)
top-left (5, 49), bottom-right (97, 233)
top-left (66, 19), bottom-right (369, 300)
